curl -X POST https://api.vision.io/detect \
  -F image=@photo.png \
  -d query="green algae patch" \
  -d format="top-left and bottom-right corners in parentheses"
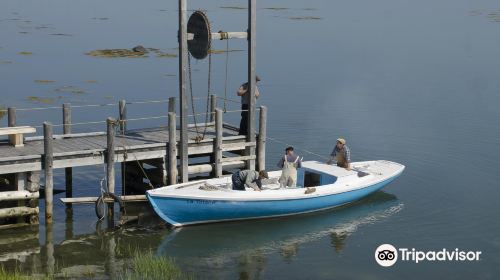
top-left (263, 7), bottom-right (289, 10)
top-left (27, 96), bottom-right (55, 104)
top-left (85, 80), bottom-right (98, 84)
top-left (34, 80), bottom-right (56, 84)
top-left (208, 49), bottom-right (244, 54)
top-left (220, 6), bottom-right (246, 10)
top-left (86, 49), bottom-right (148, 58)
top-left (54, 86), bottom-right (85, 94)
top-left (18, 51), bottom-right (33, 55)
top-left (288, 16), bottom-right (322, 20)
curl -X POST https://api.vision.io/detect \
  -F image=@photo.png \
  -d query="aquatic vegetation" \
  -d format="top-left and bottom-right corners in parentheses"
top-left (18, 31), bottom-right (30, 34)
top-left (34, 80), bottom-right (56, 84)
top-left (27, 96), bottom-right (55, 104)
top-left (54, 86), bottom-right (85, 94)
top-left (0, 61), bottom-right (13, 64)
top-left (49, 33), bottom-right (73, 36)
top-left (119, 250), bottom-right (192, 280)
top-left (288, 16), bottom-right (322, 20)
top-left (220, 6), bottom-right (246, 10)
top-left (263, 7), bottom-right (289, 10)
top-left (92, 17), bottom-right (109, 20)
top-left (86, 49), bottom-right (148, 58)
top-left (155, 52), bottom-right (178, 58)
top-left (17, 51), bottom-right (33, 55)
top-left (85, 80), bottom-right (98, 84)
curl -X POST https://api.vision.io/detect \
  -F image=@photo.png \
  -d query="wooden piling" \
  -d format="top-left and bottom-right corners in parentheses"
top-left (62, 103), bottom-right (73, 212)
top-left (257, 106), bottom-right (267, 171)
top-left (168, 112), bottom-right (178, 185)
top-left (214, 109), bottom-right (223, 177)
top-left (106, 118), bottom-right (116, 218)
top-left (119, 100), bottom-right (127, 133)
top-left (210, 94), bottom-right (217, 122)
top-left (168, 97), bottom-right (176, 113)
top-left (43, 122), bottom-right (54, 224)
top-left (179, 0), bottom-right (189, 183)
top-left (7, 107), bottom-right (21, 146)
top-left (246, 0), bottom-right (257, 170)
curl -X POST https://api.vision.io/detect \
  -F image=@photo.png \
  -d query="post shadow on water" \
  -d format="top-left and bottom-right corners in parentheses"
top-left (156, 191), bottom-right (402, 277)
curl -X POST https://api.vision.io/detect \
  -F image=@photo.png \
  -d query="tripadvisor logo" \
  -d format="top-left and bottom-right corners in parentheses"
top-left (375, 244), bottom-right (482, 267)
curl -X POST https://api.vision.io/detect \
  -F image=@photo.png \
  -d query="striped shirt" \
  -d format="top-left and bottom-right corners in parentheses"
top-left (331, 145), bottom-right (351, 163)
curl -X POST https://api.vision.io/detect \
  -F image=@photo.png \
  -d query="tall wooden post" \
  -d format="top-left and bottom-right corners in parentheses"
top-left (214, 109), bottom-right (223, 177)
top-left (246, 0), bottom-right (257, 170)
top-left (106, 118), bottom-right (116, 218)
top-left (210, 94), bottom-right (217, 122)
top-left (168, 112), bottom-right (178, 185)
top-left (63, 103), bottom-right (73, 212)
top-left (168, 97), bottom-right (176, 113)
top-left (257, 106), bottom-right (267, 171)
top-left (43, 122), bottom-right (54, 224)
top-left (178, 0), bottom-right (189, 183)
top-left (119, 100), bottom-right (127, 133)
top-left (7, 107), bottom-right (19, 146)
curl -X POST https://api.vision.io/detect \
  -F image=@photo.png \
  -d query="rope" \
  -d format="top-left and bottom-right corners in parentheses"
top-left (265, 135), bottom-right (330, 161)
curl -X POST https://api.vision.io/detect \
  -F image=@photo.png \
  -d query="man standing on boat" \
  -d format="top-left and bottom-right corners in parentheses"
top-left (237, 76), bottom-right (261, 135)
top-left (277, 146), bottom-right (302, 188)
top-left (232, 170), bottom-right (269, 191)
top-left (327, 138), bottom-right (351, 170)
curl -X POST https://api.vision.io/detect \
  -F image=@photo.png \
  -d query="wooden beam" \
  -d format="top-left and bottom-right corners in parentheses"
top-left (220, 155), bottom-right (256, 163)
top-left (63, 103), bottom-right (73, 211)
top-left (60, 195), bottom-right (146, 204)
top-left (221, 142), bottom-right (256, 152)
top-left (106, 118), bottom-right (116, 218)
top-left (246, 0), bottom-right (257, 170)
top-left (187, 31), bottom-right (248, 41)
top-left (209, 94), bottom-right (217, 122)
top-left (178, 0), bottom-right (189, 183)
top-left (168, 112), bottom-right (178, 185)
top-left (0, 190), bottom-right (39, 201)
top-left (257, 106), bottom-right (267, 170)
top-left (43, 122), bottom-right (54, 223)
top-left (0, 206), bottom-right (39, 218)
top-left (119, 100), bottom-right (127, 133)
top-left (214, 109), bottom-right (223, 177)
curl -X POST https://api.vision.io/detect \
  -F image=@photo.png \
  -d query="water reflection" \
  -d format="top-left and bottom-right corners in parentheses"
top-left (157, 191), bottom-right (402, 275)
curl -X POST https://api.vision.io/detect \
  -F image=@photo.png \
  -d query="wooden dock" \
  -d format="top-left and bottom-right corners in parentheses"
top-left (0, 98), bottom-right (267, 228)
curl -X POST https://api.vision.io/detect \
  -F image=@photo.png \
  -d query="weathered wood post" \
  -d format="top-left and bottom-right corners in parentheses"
top-left (118, 100), bottom-right (127, 195)
top-left (210, 94), bottom-right (217, 122)
top-left (168, 97), bottom-right (176, 113)
top-left (168, 112), bottom-right (178, 185)
top-left (246, 0), bottom-right (257, 170)
top-left (62, 103), bottom-right (73, 212)
top-left (7, 107), bottom-right (20, 146)
top-left (43, 122), bottom-right (54, 224)
top-left (178, 0), bottom-right (189, 183)
top-left (214, 108), bottom-right (223, 177)
top-left (118, 100), bottom-right (127, 133)
top-left (106, 118), bottom-right (116, 218)
top-left (257, 106), bottom-right (267, 171)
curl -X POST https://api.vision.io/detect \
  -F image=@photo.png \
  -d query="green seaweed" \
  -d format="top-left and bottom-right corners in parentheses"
top-left (86, 49), bottom-right (148, 58)
top-left (85, 80), bottom-right (98, 84)
top-left (27, 96), bottom-right (55, 104)
top-left (208, 49), bottom-right (244, 54)
top-left (34, 80), bottom-right (56, 84)
top-left (0, 61), bottom-right (13, 64)
top-left (288, 16), bottom-right (322, 20)
top-left (18, 51), bottom-right (33, 55)
top-left (220, 6), bottom-right (246, 10)
top-left (49, 33), bottom-right (72, 36)
top-left (54, 86), bottom-right (85, 94)
top-left (263, 7), bottom-right (289, 10)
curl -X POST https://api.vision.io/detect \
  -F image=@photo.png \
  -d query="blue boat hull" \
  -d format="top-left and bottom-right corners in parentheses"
top-left (147, 175), bottom-right (400, 226)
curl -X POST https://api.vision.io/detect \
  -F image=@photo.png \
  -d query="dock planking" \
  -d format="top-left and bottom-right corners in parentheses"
top-left (0, 124), bottom-right (245, 175)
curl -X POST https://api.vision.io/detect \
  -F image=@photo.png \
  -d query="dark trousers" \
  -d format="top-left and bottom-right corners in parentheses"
top-left (239, 104), bottom-right (248, 135)
top-left (232, 172), bottom-right (245, 191)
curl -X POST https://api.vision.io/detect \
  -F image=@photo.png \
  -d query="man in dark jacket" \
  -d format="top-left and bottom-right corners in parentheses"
top-left (232, 169), bottom-right (269, 191)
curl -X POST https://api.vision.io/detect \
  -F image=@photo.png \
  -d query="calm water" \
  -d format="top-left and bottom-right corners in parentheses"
top-left (1, 0), bottom-right (500, 278)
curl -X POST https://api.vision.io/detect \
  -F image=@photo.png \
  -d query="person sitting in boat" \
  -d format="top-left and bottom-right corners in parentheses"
top-left (277, 146), bottom-right (302, 188)
top-left (232, 169), bottom-right (269, 191)
top-left (326, 138), bottom-right (351, 170)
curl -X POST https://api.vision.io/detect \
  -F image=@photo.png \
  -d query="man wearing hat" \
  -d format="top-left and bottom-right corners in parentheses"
top-left (237, 76), bottom-right (261, 135)
top-left (327, 138), bottom-right (351, 170)
top-left (232, 169), bottom-right (269, 191)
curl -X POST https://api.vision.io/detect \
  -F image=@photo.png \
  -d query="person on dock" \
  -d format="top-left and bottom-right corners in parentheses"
top-left (232, 169), bottom-right (269, 191)
top-left (237, 76), bottom-right (261, 135)
top-left (327, 138), bottom-right (351, 170)
top-left (277, 146), bottom-right (302, 188)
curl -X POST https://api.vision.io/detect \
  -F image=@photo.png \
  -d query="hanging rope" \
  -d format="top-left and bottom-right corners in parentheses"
top-left (265, 135), bottom-right (330, 161)
top-left (188, 52), bottom-right (212, 143)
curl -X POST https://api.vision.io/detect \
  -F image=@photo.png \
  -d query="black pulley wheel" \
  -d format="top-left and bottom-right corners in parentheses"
top-left (187, 10), bottom-right (211, 59)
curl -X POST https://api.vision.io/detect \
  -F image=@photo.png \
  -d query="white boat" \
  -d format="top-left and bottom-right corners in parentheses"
top-left (146, 160), bottom-right (405, 227)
